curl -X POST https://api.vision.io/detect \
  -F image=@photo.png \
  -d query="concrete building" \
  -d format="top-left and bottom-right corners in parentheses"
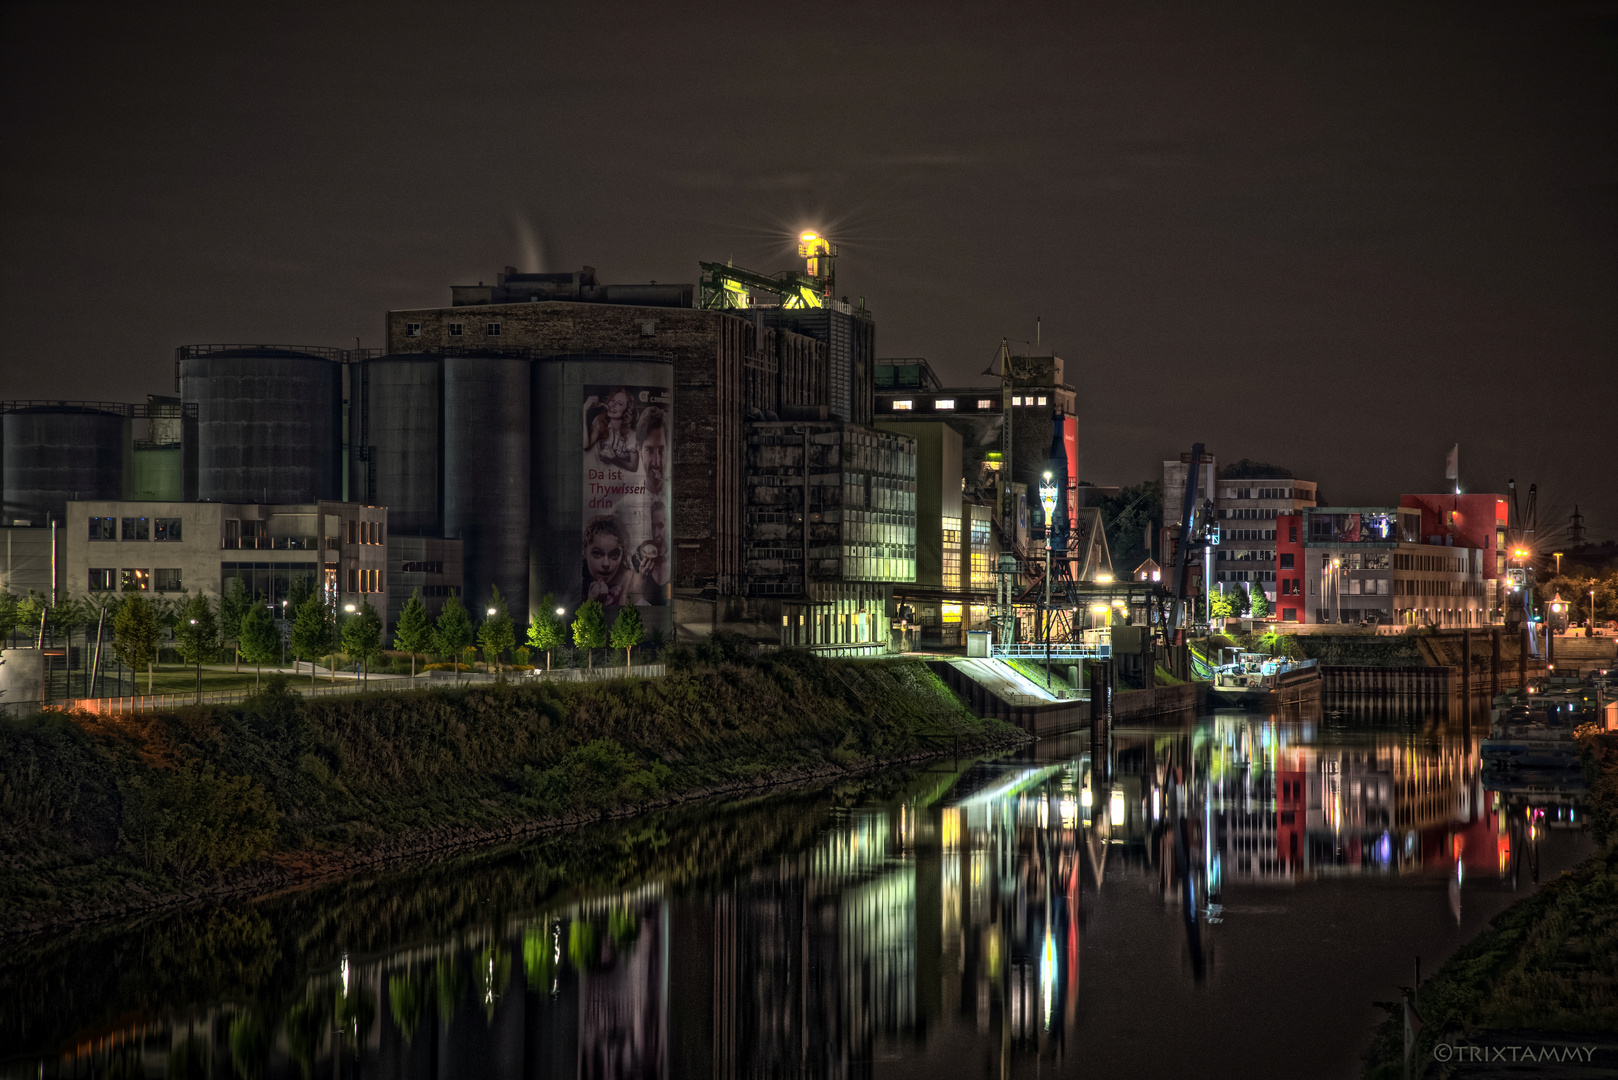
top-left (386, 535), bottom-right (465, 630)
top-left (876, 420), bottom-right (964, 646)
top-left (874, 355), bottom-right (1078, 519)
top-left (1274, 506), bottom-right (1492, 627)
top-left (1212, 474), bottom-right (1318, 602)
top-left (744, 420), bottom-right (916, 653)
top-left (63, 499), bottom-right (387, 612)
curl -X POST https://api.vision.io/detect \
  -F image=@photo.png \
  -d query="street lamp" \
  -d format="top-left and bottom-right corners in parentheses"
top-left (487, 607), bottom-right (497, 616)
top-left (188, 619), bottom-right (200, 702)
top-left (344, 603), bottom-right (356, 613)
top-left (1038, 471), bottom-right (1059, 689)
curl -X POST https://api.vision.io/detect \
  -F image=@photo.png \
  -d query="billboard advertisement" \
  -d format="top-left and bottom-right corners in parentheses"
top-left (581, 383), bottom-right (671, 608)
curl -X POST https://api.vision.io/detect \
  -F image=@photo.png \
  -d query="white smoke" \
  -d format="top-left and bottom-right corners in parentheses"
top-left (513, 211), bottom-right (546, 273)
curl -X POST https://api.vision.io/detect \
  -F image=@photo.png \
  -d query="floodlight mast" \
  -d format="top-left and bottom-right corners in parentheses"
top-left (696, 230), bottom-right (838, 311)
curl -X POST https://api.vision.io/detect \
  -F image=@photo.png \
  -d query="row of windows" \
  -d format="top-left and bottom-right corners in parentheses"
top-left (346, 567), bottom-right (383, 593)
top-left (346, 519), bottom-right (384, 545)
top-left (1327, 552), bottom-right (1392, 570)
top-left (1223, 529), bottom-right (1275, 542)
top-left (88, 516), bottom-right (182, 542)
top-left (89, 568), bottom-right (181, 592)
top-left (1221, 486), bottom-right (1308, 500)
top-left (1222, 507), bottom-right (1278, 520)
top-left (399, 561), bottom-right (445, 574)
top-left (886, 395), bottom-right (1047, 411)
top-left (1394, 578), bottom-right (1484, 597)
top-left (404, 321), bottom-right (500, 338)
top-left (1393, 553), bottom-right (1467, 573)
top-left (1217, 570), bottom-right (1276, 583)
top-left (421, 584), bottom-right (461, 598)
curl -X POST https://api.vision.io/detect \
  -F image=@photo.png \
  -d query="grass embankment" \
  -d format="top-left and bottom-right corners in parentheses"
top-left (0, 637), bottom-right (1022, 933)
top-left (1362, 725), bottom-right (1618, 1076)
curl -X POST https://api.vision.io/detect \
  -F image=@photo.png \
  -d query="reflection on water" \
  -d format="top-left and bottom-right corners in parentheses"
top-left (1, 704), bottom-right (1593, 1079)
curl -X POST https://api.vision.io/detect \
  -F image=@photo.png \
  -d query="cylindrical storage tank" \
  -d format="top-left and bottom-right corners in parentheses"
top-left (2, 405), bottom-right (127, 526)
top-left (181, 347), bottom-right (343, 504)
top-left (531, 353), bottom-right (674, 635)
top-left (352, 354), bottom-right (442, 535)
top-left (445, 354), bottom-right (531, 621)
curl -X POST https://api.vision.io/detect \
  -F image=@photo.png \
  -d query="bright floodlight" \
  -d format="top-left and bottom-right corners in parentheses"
top-left (556, 607), bottom-right (565, 615)
top-left (344, 604), bottom-right (355, 612)
top-left (487, 607), bottom-right (497, 616)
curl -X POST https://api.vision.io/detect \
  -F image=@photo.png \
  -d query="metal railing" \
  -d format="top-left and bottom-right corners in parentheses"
top-left (991, 642), bottom-right (1111, 660)
top-left (0, 400), bottom-right (196, 418)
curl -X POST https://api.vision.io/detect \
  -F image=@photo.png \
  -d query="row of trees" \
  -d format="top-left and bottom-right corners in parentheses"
top-left (1, 579), bottom-right (654, 696)
top-left (392, 589), bottom-right (646, 677)
top-left (1203, 581), bottom-right (1270, 623)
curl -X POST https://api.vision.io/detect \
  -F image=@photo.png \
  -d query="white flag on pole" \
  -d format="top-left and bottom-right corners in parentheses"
top-left (1445, 444), bottom-right (1458, 481)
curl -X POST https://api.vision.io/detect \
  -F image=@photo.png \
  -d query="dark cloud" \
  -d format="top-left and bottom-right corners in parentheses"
top-left (2, 0), bottom-right (1614, 536)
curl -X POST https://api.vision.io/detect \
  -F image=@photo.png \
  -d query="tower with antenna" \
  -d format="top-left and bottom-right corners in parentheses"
top-left (1567, 504), bottom-right (1586, 546)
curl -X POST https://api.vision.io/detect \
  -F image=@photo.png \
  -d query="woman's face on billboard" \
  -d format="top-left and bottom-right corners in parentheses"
top-left (587, 531), bottom-right (624, 581)
top-left (605, 391), bottom-right (630, 420)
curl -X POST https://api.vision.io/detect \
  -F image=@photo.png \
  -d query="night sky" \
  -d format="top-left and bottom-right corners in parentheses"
top-left (3, 2), bottom-right (1614, 538)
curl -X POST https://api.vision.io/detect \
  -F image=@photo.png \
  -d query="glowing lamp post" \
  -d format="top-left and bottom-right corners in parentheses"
top-left (1039, 471), bottom-right (1058, 688)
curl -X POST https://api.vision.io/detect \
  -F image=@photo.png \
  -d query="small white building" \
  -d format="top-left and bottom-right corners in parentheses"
top-left (63, 499), bottom-right (388, 611)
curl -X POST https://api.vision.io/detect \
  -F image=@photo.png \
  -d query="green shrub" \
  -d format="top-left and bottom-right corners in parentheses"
top-left (121, 761), bottom-right (280, 885)
top-left (521, 739), bottom-right (670, 814)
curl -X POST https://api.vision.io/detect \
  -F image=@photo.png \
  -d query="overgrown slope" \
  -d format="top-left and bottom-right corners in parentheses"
top-left (0, 640), bottom-right (1019, 930)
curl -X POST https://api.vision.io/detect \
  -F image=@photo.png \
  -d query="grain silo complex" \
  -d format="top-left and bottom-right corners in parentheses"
top-left (1, 404), bottom-right (127, 526)
top-left (179, 345), bottom-right (344, 504)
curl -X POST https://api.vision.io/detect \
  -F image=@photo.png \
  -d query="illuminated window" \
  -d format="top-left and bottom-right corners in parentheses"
top-left (1037, 395), bottom-right (1048, 406)
top-left (935, 399), bottom-right (954, 410)
top-left (941, 602), bottom-right (963, 623)
top-left (977, 399), bottom-right (993, 409)
top-left (893, 400), bottom-right (913, 411)
top-left (154, 517), bottom-right (182, 541)
top-left (1012, 396), bottom-right (1023, 406)
top-left (120, 568), bottom-right (149, 591)
top-left (448, 323), bottom-right (463, 337)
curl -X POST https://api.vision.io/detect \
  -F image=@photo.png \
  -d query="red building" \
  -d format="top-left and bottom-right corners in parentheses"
top-left (1274, 512), bottom-right (1306, 623)
top-left (1400, 493), bottom-right (1508, 581)
top-left (1402, 493), bottom-right (1508, 620)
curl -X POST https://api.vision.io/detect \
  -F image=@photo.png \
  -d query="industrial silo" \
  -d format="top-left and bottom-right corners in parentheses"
top-left (444, 352), bottom-right (531, 620)
top-left (1, 404), bottom-right (127, 526)
top-left (351, 353), bottom-right (443, 534)
top-left (180, 346), bottom-right (343, 504)
top-left (531, 353), bottom-right (674, 633)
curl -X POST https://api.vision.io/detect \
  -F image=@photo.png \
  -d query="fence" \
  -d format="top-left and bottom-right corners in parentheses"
top-left (1, 664), bottom-right (670, 719)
